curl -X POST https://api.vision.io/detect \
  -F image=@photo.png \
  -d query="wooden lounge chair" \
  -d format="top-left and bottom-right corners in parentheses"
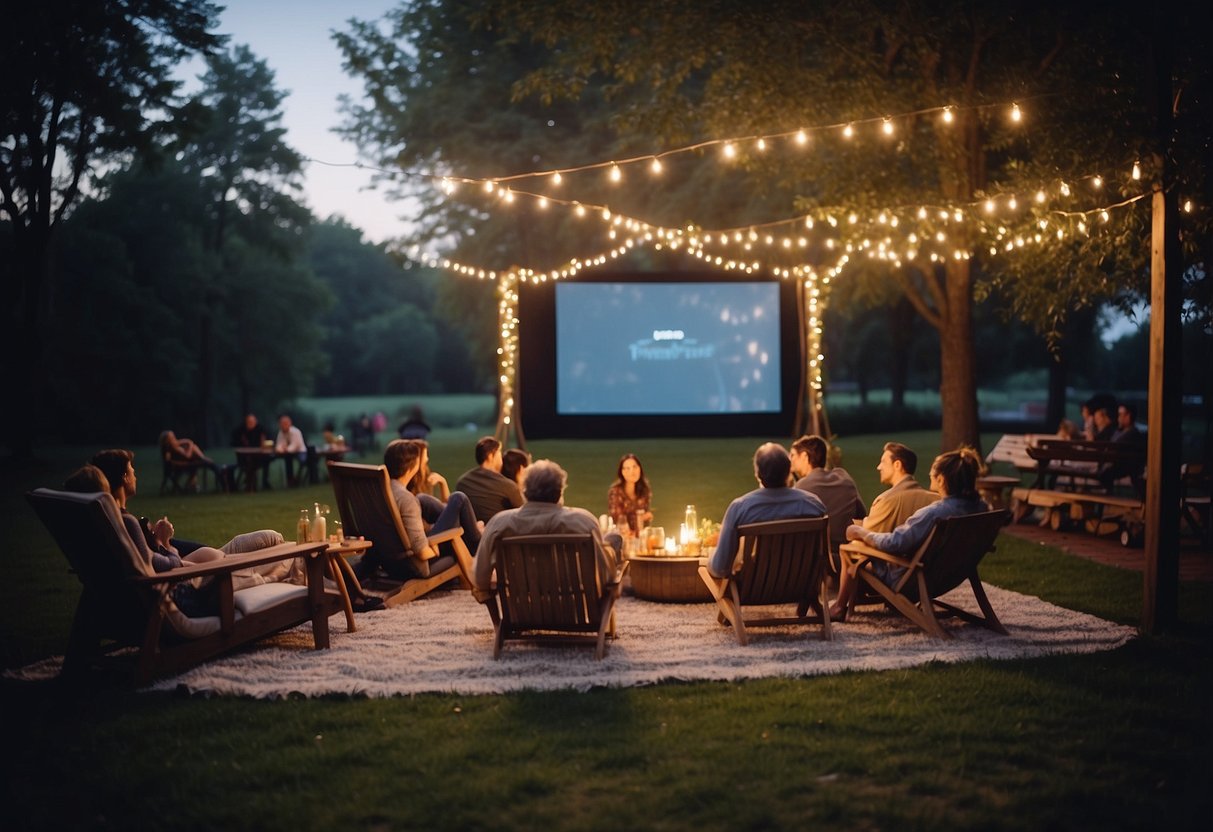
top-left (327, 461), bottom-right (474, 606)
top-left (26, 488), bottom-right (340, 685)
top-left (696, 516), bottom-right (833, 645)
top-left (837, 509), bottom-right (1009, 639)
top-left (484, 533), bottom-right (628, 660)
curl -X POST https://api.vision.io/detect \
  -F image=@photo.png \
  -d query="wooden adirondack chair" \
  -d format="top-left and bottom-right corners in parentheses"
top-left (26, 488), bottom-right (340, 685)
top-left (484, 534), bottom-right (627, 660)
top-left (327, 461), bottom-right (474, 606)
top-left (837, 509), bottom-right (1009, 639)
top-left (696, 516), bottom-right (833, 645)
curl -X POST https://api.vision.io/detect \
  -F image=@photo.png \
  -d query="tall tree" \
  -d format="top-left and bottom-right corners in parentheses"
top-left (173, 44), bottom-right (323, 441)
top-left (0, 0), bottom-right (222, 457)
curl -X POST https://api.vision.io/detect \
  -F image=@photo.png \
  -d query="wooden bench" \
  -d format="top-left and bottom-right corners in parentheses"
top-left (1024, 438), bottom-right (1145, 491)
top-left (985, 434), bottom-right (1037, 475)
top-left (1010, 486), bottom-right (1144, 540)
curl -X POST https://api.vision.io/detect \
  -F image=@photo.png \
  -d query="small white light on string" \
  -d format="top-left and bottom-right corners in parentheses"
top-left (503, 189), bottom-right (515, 203)
top-left (881, 118), bottom-right (894, 136)
top-left (984, 199), bottom-right (996, 213)
top-left (1060, 182), bottom-right (1071, 196)
top-left (795, 129), bottom-right (808, 146)
top-left (650, 158), bottom-right (663, 174)
top-left (1008, 197), bottom-right (1018, 210)
top-left (1132, 161), bottom-right (1141, 180)
top-left (1035, 190), bottom-right (1046, 203)
top-left (842, 123), bottom-right (854, 139)
top-left (942, 106), bottom-right (954, 124)
top-left (756, 138), bottom-right (767, 151)
top-left (551, 172), bottom-right (562, 186)
top-left (1183, 199), bottom-right (1193, 213)
top-left (723, 142), bottom-right (736, 159)
top-left (484, 181), bottom-right (495, 193)
top-left (804, 216), bottom-right (814, 229)
top-left (917, 207), bottom-right (927, 220)
top-left (1100, 210), bottom-right (1109, 223)
top-left (609, 164), bottom-right (622, 183)
top-left (574, 204), bottom-right (586, 217)
top-left (1092, 176), bottom-right (1103, 189)
top-left (1011, 103), bottom-right (1022, 122)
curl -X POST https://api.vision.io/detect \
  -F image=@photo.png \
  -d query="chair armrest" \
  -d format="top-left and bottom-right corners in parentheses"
top-left (425, 526), bottom-right (463, 547)
top-left (838, 540), bottom-right (913, 570)
top-left (130, 541), bottom-right (328, 585)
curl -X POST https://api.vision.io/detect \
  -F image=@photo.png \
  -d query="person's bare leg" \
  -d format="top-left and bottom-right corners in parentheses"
top-left (829, 562), bottom-right (857, 619)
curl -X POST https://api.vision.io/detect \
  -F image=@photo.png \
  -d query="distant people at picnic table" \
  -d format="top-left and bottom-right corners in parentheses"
top-left (1082, 393), bottom-right (1118, 441)
top-left (831, 447), bottom-right (988, 619)
top-left (231, 413), bottom-right (272, 490)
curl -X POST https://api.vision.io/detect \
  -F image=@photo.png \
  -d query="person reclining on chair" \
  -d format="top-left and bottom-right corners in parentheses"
top-left (77, 454), bottom-right (305, 617)
top-left (707, 443), bottom-right (827, 579)
top-left (473, 459), bottom-right (622, 592)
top-left (830, 447), bottom-right (989, 619)
top-left (160, 429), bottom-right (232, 491)
top-left (355, 439), bottom-right (482, 583)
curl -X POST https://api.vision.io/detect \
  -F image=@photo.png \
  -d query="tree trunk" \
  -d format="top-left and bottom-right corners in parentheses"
top-left (938, 258), bottom-right (981, 453)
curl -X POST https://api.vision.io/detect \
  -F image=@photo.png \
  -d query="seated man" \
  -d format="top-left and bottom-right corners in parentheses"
top-left (474, 459), bottom-right (620, 593)
top-left (356, 438), bottom-right (481, 582)
top-left (274, 412), bottom-right (308, 486)
top-left (790, 434), bottom-right (866, 558)
top-left (455, 436), bottom-right (524, 523)
top-left (707, 443), bottom-right (827, 578)
top-left (231, 412), bottom-right (272, 490)
top-left (1099, 402), bottom-right (1146, 491)
top-left (863, 441), bottom-right (939, 534)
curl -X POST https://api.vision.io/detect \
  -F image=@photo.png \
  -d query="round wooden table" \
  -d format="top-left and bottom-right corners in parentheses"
top-left (627, 554), bottom-right (713, 603)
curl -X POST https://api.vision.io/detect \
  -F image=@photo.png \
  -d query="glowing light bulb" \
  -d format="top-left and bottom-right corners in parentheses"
top-left (1060, 182), bottom-right (1071, 196)
top-left (650, 158), bottom-right (663, 174)
top-left (1092, 176), bottom-right (1103, 189)
top-left (1035, 190), bottom-right (1046, 203)
top-left (574, 204), bottom-right (586, 217)
top-left (842, 123), bottom-right (854, 139)
top-left (609, 165), bottom-right (622, 182)
top-left (1100, 210), bottom-right (1109, 223)
top-left (804, 216), bottom-right (814, 229)
top-left (1008, 197), bottom-right (1018, 210)
top-left (756, 138), bottom-right (767, 151)
top-left (1132, 161), bottom-right (1141, 180)
top-left (484, 181), bottom-right (495, 193)
top-left (723, 142), bottom-right (736, 159)
top-left (1183, 199), bottom-right (1193, 213)
top-left (984, 199), bottom-right (996, 213)
top-left (881, 118), bottom-right (894, 135)
top-left (503, 189), bottom-right (515, 203)
top-left (1011, 103), bottom-right (1022, 122)
top-left (942, 106), bottom-right (954, 124)
top-left (795, 129), bottom-right (808, 145)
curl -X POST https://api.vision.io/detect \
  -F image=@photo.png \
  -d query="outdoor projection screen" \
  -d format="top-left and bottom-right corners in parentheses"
top-left (519, 275), bottom-right (801, 438)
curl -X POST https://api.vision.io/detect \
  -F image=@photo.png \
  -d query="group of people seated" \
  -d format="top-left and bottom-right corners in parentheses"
top-left (345, 431), bottom-right (990, 625)
top-left (62, 449), bottom-right (318, 618)
top-left (228, 412), bottom-right (350, 489)
top-left (1059, 394), bottom-right (1146, 491)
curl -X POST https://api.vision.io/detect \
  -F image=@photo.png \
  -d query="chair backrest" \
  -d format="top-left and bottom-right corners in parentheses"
top-left (897, 509), bottom-right (1008, 600)
top-left (496, 534), bottom-right (605, 632)
top-left (327, 461), bottom-right (410, 560)
top-left (26, 488), bottom-right (154, 637)
top-left (733, 516), bottom-right (831, 606)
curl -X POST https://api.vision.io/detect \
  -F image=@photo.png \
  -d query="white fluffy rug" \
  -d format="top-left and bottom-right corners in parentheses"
top-left (172, 585), bottom-right (1136, 696)
top-left (8, 586), bottom-right (1135, 698)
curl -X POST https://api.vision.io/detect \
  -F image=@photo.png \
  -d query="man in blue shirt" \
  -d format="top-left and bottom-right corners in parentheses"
top-left (707, 442), bottom-right (827, 577)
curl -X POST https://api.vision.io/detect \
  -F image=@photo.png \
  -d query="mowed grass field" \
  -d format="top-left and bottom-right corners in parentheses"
top-left (2, 429), bottom-right (1210, 830)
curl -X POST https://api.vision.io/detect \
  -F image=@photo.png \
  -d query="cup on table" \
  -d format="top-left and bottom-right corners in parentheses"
top-left (646, 526), bottom-right (665, 553)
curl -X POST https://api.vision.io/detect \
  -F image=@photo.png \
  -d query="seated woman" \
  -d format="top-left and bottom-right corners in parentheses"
top-left (501, 448), bottom-right (531, 493)
top-left (830, 447), bottom-right (989, 619)
top-left (160, 429), bottom-right (231, 491)
top-left (607, 453), bottom-right (654, 538)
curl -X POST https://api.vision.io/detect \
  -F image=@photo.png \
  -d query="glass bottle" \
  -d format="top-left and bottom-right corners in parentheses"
top-left (311, 502), bottom-right (327, 543)
top-left (297, 509), bottom-right (311, 543)
top-left (685, 504), bottom-right (698, 538)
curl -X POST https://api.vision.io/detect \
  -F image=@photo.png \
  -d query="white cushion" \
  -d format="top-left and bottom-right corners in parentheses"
top-left (234, 582), bottom-right (309, 616)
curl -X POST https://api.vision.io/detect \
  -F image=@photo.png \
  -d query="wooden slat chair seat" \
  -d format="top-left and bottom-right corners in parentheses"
top-left (327, 461), bottom-right (474, 606)
top-left (25, 488), bottom-right (340, 685)
top-left (486, 534), bottom-right (627, 660)
top-left (697, 516), bottom-right (833, 645)
top-left (838, 509), bottom-right (1010, 639)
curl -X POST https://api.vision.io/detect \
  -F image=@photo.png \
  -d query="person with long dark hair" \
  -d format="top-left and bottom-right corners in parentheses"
top-left (607, 453), bottom-right (654, 536)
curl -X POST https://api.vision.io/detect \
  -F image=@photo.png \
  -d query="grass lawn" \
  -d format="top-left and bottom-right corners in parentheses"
top-left (2, 432), bottom-right (1210, 830)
